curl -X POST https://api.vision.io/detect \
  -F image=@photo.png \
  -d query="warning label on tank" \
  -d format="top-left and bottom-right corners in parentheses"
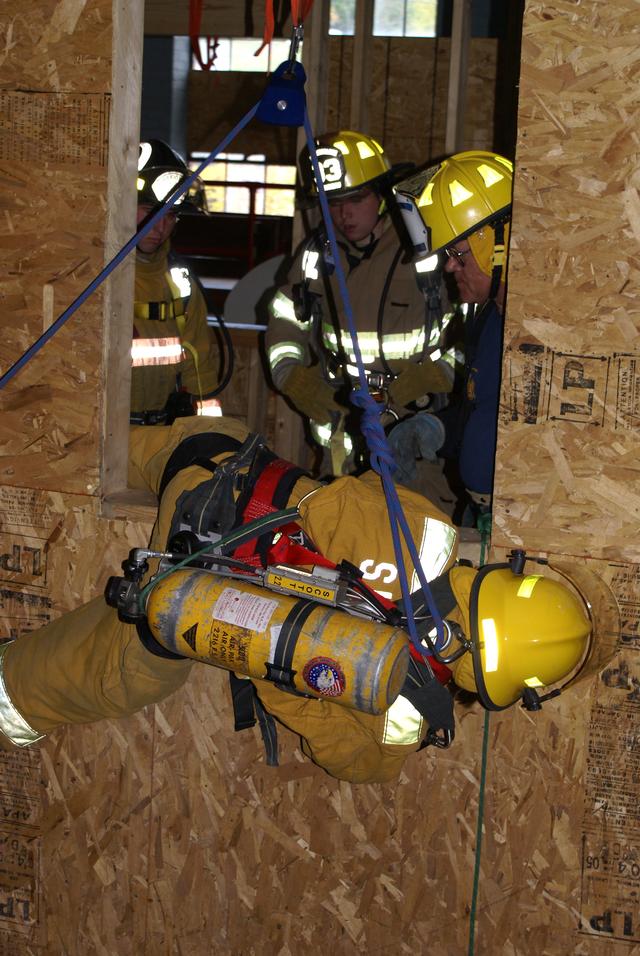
top-left (212, 587), bottom-right (278, 633)
top-left (207, 621), bottom-right (250, 670)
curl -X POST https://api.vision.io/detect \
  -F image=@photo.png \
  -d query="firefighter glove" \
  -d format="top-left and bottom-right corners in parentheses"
top-left (281, 364), bottom-right (342, 423)
top-left (388, 358), bottom-right (453, 408)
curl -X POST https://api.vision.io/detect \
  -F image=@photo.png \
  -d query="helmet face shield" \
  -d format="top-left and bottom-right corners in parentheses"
top-left (469, 565), bottom-right (592, 710)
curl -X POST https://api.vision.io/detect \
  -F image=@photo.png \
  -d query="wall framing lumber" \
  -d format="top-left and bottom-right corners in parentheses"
top-left (445, 0), bottom-right (472, 153)
top-left (349, 0), bottom-right (375, 132)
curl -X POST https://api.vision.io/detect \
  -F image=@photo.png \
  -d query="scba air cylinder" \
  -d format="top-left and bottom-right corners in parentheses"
top-left (145, 569), bottom-right (409, 715)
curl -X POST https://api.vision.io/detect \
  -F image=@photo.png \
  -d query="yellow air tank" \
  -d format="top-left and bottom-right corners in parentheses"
top-left (145, 568), bottom-right (409, 715)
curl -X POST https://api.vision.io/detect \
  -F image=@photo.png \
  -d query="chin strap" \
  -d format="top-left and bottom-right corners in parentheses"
top-left (488, 218), bottom-right (506, 301)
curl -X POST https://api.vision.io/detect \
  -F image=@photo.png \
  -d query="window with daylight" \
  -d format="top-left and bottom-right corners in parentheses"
top-left (330, 0), bottom-right (438, 37)
top-left (191, 37), bottom-right (293, 72)
top-left (190, 153), bottom-right (297, 218)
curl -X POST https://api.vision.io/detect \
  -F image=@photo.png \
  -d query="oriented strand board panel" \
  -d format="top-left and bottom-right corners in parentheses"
top-left (486, 1), bottom-right (640, 953)
top-left (494, 1), bottom-right (640, 563)
top-left (327, 38), bottom-right (499, 165)
top-left (0, 0), bottom-right (136, 497)
top-left (0, 485), bottom-right (155, 954)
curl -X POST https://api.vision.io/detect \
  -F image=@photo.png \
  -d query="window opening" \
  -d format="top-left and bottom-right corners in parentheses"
top-left (190, 152), bottom-right (297, 218)
top-left (329, 0), bottom-right (438, 37)
top-left (191, 37), bottom-right (292, 72)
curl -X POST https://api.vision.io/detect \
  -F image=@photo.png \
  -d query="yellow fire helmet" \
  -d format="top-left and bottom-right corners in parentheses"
top-left (454, 563), bottom-right (592, 710)
top-left (395, 150), bottom-right (513, 290)
top-left (302, 130), bottom-right (391, 197)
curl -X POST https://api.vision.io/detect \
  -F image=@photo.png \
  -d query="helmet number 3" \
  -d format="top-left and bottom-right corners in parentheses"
top-left (319, 156), bottom-right (343, 188)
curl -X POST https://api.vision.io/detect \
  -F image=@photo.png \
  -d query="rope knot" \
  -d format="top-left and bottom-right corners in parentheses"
top-left (350, 388), bottom-right (397, 476)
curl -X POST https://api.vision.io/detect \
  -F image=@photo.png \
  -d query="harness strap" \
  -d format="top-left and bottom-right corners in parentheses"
top-left (159, 432), bottom-right (242, 499)
top-left (401, 655), bottom-right (455, 749)
top-left (228, 673), bottom-right (279, 766)
top-left (233, 456), bottom-right (309, 567)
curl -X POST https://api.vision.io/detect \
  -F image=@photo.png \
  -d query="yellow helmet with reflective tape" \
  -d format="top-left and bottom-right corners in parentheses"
top-left (416, 150), bottom-right (513, 249)
top-left (303, 130), bottom-right (391, 197)
top-left (452, 564), bottom-right (591, 710)
top-left (395, 151), bottom-right (513, 282)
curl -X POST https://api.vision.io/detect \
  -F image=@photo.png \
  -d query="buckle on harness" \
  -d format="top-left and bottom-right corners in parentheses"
top-left (423, 726), bottom-right (454, 749)
top-left (264, 661), bottom-right (297, 689)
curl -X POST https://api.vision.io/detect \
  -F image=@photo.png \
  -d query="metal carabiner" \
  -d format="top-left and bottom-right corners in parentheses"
top-left (285, 23), bottom-right (304, 73)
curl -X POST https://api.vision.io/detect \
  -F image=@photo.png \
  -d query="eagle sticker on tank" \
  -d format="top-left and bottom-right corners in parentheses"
top-left (302, 657), bottom-right (346, 697)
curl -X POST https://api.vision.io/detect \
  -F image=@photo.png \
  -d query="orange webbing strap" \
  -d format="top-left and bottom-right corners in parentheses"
top-left (291, 0), bottom-right (314, 25)
top-left (189, 0), bottom-right (219, 70)
top-left (255, 0), bottom-right (314, 56)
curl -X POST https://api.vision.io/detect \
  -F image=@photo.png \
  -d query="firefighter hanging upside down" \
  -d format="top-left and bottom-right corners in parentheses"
top-left (0, 419), bottom-right (594, 784)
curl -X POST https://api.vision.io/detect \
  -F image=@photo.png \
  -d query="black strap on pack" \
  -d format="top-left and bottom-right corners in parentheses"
top-left (229, 674), bottom-right (279, 766)
top-left (264, 599), bottom-right (317, 694)
top-left (136, 617), bottom-right (186, 660)
top-left (398, 571), bottom-right (457, 645)
top-left (401, 655), bottom-right (455, 749)
top-left (159, 432), bottom-right (242, 499)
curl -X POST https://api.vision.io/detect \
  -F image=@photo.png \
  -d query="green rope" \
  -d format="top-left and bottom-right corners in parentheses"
top-left (467, 509), bottom-right (492, 955)
top-left (468, 709), bottom-right (491, 956)
top-left (477, 511), bottom-right (492, 567)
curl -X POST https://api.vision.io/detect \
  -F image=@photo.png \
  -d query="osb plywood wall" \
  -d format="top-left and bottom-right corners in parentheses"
top-left (327, 37), bottom-right (498, 165)
top-left (0, 4), bottom-right (113, 496)
top-left (186, 38), bottom-right (498, 169)
top-left (491, 0), bottom-right (640, 951)
top-left (1, 2), bottom-right (638, 956)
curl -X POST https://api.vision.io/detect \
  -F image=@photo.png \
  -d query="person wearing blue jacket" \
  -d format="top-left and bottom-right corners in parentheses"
top-left (394, 150), bottom-right (513, 521)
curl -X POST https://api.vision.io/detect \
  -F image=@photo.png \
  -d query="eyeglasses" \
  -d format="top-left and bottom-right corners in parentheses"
top-left (444, 246), bottom-right (471, 264)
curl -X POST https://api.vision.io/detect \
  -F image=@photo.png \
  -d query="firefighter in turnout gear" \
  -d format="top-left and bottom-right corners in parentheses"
top-left (265, 130), bottom-right (457, 476)
top-left (0, 420), bottom-right (594, 783)
top-left (396, 150), bottom-right (514, 518)
top-left (132, 140), bottom-right (220, 424)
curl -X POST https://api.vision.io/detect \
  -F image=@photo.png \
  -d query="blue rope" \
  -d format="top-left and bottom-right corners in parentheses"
top-left (0, 103), bottom-right (260, 392)
top-left (302, 111), bottom-right (446, 656)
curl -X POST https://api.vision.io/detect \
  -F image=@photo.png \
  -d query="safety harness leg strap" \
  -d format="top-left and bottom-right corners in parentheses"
top-left (401, 656), bottom-right (455, 749)
top-left (229, 673), bottom-right (279, 766)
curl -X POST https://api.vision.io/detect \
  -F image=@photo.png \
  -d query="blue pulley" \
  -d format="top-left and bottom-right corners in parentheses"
top-left (256, 60), bottom-right (307, 127)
